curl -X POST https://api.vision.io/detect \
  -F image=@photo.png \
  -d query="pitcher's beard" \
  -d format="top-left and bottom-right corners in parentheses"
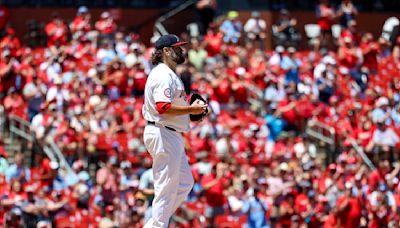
top-left (172, 51), bottom-right (185, 64)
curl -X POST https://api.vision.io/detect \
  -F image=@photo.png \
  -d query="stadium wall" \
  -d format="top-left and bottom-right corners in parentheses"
top-left (7, 7), bottom-right (400, 49)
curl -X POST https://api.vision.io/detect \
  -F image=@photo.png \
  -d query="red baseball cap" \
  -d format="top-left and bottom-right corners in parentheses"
top-left (105, 205), bottom-right (114, 212)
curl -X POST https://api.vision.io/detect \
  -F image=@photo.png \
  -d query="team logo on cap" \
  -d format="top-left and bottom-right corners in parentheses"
top-left (164, 88), bottom-right (171, 98)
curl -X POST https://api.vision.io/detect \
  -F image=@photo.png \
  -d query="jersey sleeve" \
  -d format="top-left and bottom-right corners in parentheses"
top-left (153, 75), bottom-right (174, 103)
top-left (156, 102), bottom-right (172, 114)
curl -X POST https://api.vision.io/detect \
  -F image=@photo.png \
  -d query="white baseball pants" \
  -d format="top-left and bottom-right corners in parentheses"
top-left (143, 124), bottom-right (194, 228)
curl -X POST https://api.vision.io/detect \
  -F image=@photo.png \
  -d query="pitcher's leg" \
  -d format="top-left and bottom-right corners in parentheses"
top-left (144, 151), bottom-right (181, 228)
top-left (171, 153), bottom-right (194, 213)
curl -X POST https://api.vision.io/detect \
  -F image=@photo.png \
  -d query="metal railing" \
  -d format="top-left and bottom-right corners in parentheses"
top-left (154, 0), bottom-right (197, 36)
top-left (9, 115), bottom-right (34, 144)
top-left (349, 138), bottom-right (376, 170)
top-left (8, 114), bottom-right (74, 175)
top-left (306, 119), bottom-right (336, 151)
top-left (48, 138), bottom-right (74, 174)
top-left (0, 106), bottom-right (5, 138)
top-left (305, 119), bottom-right (376, 170)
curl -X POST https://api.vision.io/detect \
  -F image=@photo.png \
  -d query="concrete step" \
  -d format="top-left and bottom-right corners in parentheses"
top-left (3, 136), bottom-right (33, 166)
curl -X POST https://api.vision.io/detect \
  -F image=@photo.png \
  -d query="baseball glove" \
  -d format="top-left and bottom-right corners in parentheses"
top-left (190, 93), bottom-right (210, 121)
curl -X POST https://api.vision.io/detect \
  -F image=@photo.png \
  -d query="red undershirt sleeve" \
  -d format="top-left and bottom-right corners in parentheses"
top-left (156, 102), bottom-right (172, 114)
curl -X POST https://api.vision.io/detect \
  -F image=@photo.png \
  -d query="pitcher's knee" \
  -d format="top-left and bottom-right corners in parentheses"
top-left (189, 174), bottom-right (195, 189)
top-left (183, 175), bottom-right (195, 195)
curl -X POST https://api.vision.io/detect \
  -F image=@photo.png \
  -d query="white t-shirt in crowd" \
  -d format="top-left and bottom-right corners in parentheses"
top-left (373, 127), bottom-right (399, 146)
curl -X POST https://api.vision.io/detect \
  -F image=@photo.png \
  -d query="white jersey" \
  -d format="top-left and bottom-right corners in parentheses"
top-left (142, 63), bottom-right (190, 132)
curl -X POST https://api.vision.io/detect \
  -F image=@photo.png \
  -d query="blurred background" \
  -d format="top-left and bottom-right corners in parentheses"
top-left (1, 0), bottom-right (400, 227)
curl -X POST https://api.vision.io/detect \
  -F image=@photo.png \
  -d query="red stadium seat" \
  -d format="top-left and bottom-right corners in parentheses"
top-left (55, 216), bottom-right (75, 228)
top-left (214, 215), bottom-right (247, 228)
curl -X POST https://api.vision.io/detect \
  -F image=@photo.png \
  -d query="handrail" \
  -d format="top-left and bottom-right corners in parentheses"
top-left (48, 139), bottom-right (74, 174)
top-left (154, 0), bottom-right (198, 35)
top-left (306, 119), bottom-right (335, 146)
top-left (349, 138), bottom-right (376, 170)
top-left (9, 115), bottom-right (34, 143)
top-left (306, 119), bottom-right (376, 170)
top-left (7, 115), bottom-right (75, 175)
top-left (43, 144), bottom-right (58, 162)
top-left (0, 106), bottom-right (5, 137)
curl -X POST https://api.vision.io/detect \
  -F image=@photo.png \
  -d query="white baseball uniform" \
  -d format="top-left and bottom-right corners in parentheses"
top-left (142, 63), bottom-right (194, 228)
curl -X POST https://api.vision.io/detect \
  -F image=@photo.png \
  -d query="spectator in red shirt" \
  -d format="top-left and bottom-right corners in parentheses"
top-left (338, 35), bottom-right (359, 71)
top-left (3, 87), bottom-right (24, 116)
top-left (368, 183), bottom-right (393, 228)
top-left (316, 0), bottom-right (335, 49)
top-left (200, 162), bottom-right (229, 228)
top-left (95, 11), bottom-right (117, 41)
top-left (0, 50), bottom-right (18, 98)
top-left (211, 73), bottom-right (231, 107)
top-left (336, 182), bottom-right (362, 228)
top-left (70, 6), bottom-right (92, 40)
top-left (0, 28), bottom-right (21, 57)
top-left (204, 23), bottom-right (223, 57)
top-left (279, 191), bottom-right (296, 228)
top-left (360, 33), bottom-right (379, 74)
top-left (339, 20), bottom-right (361, 46)
top-left (44, 13), bottom-right (68, 47)
top-left (37, 156), bottom-right (59, 190)
top-left (96, 156), bottom-right (119, 206)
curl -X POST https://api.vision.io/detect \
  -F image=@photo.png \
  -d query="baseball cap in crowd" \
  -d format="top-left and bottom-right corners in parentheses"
top-left (257, 177), bottom-right (267, 185)
top-left (343, 36), bottom-right (352, 44)
top-left (328, 163), bottom-right (336, 171)
top-left (105, 205), bottom-right (114, 213)
top-left (251, 11), bottom-right (260, 17)
top-left (279, 162), bottom-right (289, 172)
top-left (78, 172), bottom-right (90, 182)
top-left (345, 181), bottom-right (353, 189)
top-left (77, 6), bottom-right (88, 15)
top-left (322, 55), bottom-right (336, 65)
top-left (50, 161), bottom-right (59, 170)
top-left (2, 49), bottom-right (10, 58)
top-left (227, 11), bottom-right (239, 19)
top-left (37, 220), bottom-right (52, 228)
top-left (120, 161), bottom-right (132, 169)
top-left (287, 46), bottom-right (296, 53)
top-left (73, 160), bottom-right (84, 170)
top-left (25, 186), bottom-right (35, 193)
top-left (54, 76), bottom-right (63, 85)
top-left (280, 9), bottom-right (289, 15)
top-left (7, 28), bottom-right (15, 36)
top-left (378, 183), bottom-right (388, 192)
top-left (7, 87), bottom-right (16, 95)
top-left (11, 207), bottom-right (23, 216)
top-left (376, 96), bottom-right (389, 107)
top-left (101, 11), bottom-right (110, 19)
top-left (109, 156), bottom-right (118, 166)
top-left (155, 34), bottom-right (188, 49)
top-left (275, 45), bottom-right (284, 53)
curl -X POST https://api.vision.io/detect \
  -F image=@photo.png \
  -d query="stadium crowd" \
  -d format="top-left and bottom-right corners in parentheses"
top-left (1, 1), bottom-right (400, 227)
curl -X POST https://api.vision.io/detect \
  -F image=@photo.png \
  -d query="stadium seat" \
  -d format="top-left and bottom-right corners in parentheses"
top-left (55, 216), bottom-right (75, 228)
top-left (304, 24), bottom-right (321, 47)
top-left (187, 22), bottom-right (200, 38)
top-left (214, 215), bottom-right (247, 228)
top-left (304, 24), bottom-right (321, 39)
top-left (381, 16), bottom-right (399, 40)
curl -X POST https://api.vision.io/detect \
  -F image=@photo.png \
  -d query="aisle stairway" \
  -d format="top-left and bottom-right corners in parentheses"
top-left (0, 111), bottom-right (74, 175)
